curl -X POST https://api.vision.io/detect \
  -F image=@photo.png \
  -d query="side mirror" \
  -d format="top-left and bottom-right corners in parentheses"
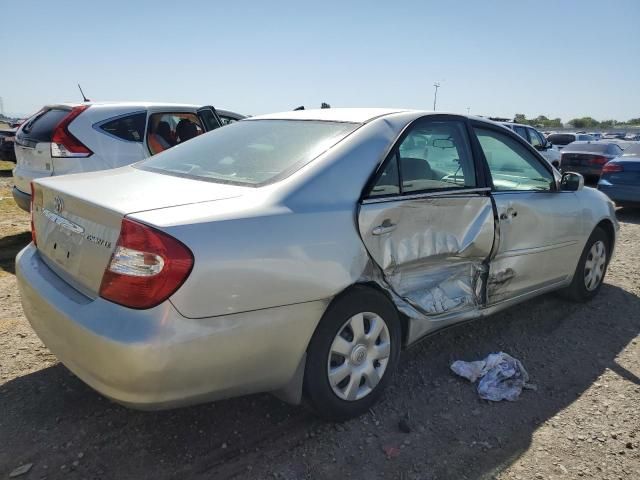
top-left (560, 172), bottom-right (584, 192)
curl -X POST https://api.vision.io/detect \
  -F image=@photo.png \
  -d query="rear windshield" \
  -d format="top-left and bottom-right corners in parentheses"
top-left (19, 108), bottom-right (70, 142)
top-left (622, 144), bottom-right (640, 156)
top-left (547, 134), bottom-right (575, 145)
top-left (137, 119), bottom-right (359, 186)
top-left (564, 143), bottom-right (608, 153)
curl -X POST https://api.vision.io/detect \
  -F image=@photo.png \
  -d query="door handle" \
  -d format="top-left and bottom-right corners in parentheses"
top-left (372, 222), bottom-right (397, 236)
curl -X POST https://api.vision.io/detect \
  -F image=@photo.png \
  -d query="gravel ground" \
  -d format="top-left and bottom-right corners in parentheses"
top-left (0, 162), bottom-right (638, 480)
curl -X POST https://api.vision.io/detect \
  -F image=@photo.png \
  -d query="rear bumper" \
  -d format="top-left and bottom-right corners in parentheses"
top-left (17, 244), bottom-right (326, 409)
top-left (598, 183), bottom-right (640, 206)
top-left (12, 186), bottom-right (31, 212)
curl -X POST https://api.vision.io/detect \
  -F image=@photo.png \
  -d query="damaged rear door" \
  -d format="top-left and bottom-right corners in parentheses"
top-left (358, 116), bottom-right (495, 337)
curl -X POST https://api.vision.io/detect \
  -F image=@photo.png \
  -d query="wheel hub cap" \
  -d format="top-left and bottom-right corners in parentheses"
top-left (350, 344), bottom-right (368, 365)
top-left (327, 312), bottom-right (391, 401)
top-left (584, 240), bottom-right (606, 291)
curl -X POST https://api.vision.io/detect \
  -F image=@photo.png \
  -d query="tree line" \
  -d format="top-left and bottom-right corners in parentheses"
top-left (514, 114), bottom-right (640, 129)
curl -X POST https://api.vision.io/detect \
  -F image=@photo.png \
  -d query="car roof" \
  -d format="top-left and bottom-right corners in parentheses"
top-left (45, 101), bottom-right (203, 110)
top-left (500, 122), bottom-right (534, 128)
top-left (249, 108), bottom-right (410, 123)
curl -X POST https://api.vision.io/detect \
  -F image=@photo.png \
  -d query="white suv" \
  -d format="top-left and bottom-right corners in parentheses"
top-left (500, 122), bottom-right (562, 168)
top-left (12, 102), bottom-right (232, 211)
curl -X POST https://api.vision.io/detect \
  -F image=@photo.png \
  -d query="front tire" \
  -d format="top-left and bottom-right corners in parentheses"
top-left (303, 286), bottom-right (401, 421)
top-left (562, 227), bottom-right (610, 302)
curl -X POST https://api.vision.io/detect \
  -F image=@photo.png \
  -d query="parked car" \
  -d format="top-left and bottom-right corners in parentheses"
top-left (588, 132), bottom-right (603, 141)
top-left (0, 127), bottom-right (17, 162)
top-left (603, 132), bottom-right (626, 140)
top-left (500, 122), bottom-right (561, 168)
top-left (598, 143), bottom-right (640, 207)
top-left (560, 141), bottom-right (624, 183)
top-left (217, 109), bottom-right (246, 125)
top-left (11, 102), bottom-right (229, 212)
top-left (546, 132), bottom-right (596, 150)
top-left (17, 109), bottom-right (618, 420)
top-left (624, 132), bottom-right (640, 141)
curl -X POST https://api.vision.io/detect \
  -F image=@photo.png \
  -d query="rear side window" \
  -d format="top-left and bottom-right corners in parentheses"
top-left (147, 112), bottom-right (205, 155)
top-left (547, 134), bottom-right (575, 145)
top-left (98, 112), bottom-right (146, 142)
top-left (19, 108), bottom-right (69, 142)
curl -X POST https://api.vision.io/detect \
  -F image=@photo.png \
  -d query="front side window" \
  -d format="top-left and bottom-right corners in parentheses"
top-left (527, 128), bottom-right (543, 147)
top-left (139, 119), bottom-right (358, 186)
top-left (474, 127), bottom-right (554, 192)
top-left (513, 126), bottom-right (528, 140)
top-left (147, 112), bottom-right (204, 155)
top-left (99, 112), bottom-right (146, 142)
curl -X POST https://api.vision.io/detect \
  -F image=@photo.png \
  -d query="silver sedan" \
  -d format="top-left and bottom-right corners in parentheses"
top-left (17, 108), bottom-right (618, 420)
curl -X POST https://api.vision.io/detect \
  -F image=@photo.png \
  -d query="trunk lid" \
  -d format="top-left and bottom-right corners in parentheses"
top-left (604, 159), bottom-right (640, 185)
top-left (32, 166), bottom-right (246, 297)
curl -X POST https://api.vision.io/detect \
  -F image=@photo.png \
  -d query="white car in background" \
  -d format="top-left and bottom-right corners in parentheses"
top-left (500, 122), bottom-right (561, 168)
top-left (11, 102), bottom-right (234, 211)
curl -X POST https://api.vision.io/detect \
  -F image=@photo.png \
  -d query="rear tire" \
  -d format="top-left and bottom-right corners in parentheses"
top-left (562, 227), bottom-right (610, 302)
top-left (303, 286), bottom-right (401, 421)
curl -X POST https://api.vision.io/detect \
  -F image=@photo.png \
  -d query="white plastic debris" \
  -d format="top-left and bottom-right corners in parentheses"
top-left (451, 352), bottom-right (534, 401)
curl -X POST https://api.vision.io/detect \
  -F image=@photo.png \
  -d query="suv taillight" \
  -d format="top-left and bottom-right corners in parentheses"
top-left (99, 218), bottom-right (194, 309)
top-left (50, 105), bottom-right (93, 158)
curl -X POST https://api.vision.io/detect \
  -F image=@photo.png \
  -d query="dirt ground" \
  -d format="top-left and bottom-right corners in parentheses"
top-left (0, 160), bottom-right (638, 480)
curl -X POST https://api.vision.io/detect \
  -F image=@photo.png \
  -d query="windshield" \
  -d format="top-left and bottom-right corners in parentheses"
top-left (564, 143), bottom-right (608, 153)
top-left (137, 119), bottom-right (359, 186)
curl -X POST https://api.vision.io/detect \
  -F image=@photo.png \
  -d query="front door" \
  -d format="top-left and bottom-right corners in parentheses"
top-left (471, 123), bottom-right (582, 304)
top-left (358, 116), bottom-right (495, 329)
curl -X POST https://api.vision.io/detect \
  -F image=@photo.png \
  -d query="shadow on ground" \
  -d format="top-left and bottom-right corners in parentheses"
top-left (0, 285), bottom-right (638, 479)
top-left (0, 231), bottom-right (31, 275)
top-left (616, 207), bottom-right (640, 225)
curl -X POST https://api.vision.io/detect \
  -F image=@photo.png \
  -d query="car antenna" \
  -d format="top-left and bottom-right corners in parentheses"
top-left (78, 84), bottom-right (91, 103)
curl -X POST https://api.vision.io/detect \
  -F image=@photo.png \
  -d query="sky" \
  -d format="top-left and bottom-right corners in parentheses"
top-left (1, 0), bottom-right (639, 122)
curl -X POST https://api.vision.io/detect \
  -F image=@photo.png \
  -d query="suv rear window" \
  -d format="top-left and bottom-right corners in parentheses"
top-left (547, 134), bottom-right (575, 145)
top-left (138, 119), bottom-right (359, 186)
top-left (19, 108), bottom-right (70, 142)
top-left (99, 112), bottom-right (146, 142)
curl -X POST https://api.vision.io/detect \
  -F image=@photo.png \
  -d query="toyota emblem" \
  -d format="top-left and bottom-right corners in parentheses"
top-left (53, 196), bottom-right (64, 213)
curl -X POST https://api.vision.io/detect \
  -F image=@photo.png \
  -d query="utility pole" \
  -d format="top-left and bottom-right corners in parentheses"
top-left (0, 97), bottom-right (4, 117)
top-left (433, 82), bottom-right (440, 111)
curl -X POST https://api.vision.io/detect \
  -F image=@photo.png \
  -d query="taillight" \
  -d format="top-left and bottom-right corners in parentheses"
top-left (50, 105), bottom-right (93, 158)
top-left (602, 162), bottom-right (624, 173)
top-left (29, 182), bottom-right (37, 246)
top-left (588, 155), bottom-right (608, 166)
top-left (99, 218), bottom-right (194, 309)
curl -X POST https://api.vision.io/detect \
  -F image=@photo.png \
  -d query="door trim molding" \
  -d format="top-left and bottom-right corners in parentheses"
top-left (495, 240), bottom-right (578, 259)
top-left (362, 187), bottom-right (491, 205)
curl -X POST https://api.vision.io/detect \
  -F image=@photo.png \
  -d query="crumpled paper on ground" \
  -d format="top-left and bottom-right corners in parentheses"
top-left (450, 352), bottom-right (535, 401)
